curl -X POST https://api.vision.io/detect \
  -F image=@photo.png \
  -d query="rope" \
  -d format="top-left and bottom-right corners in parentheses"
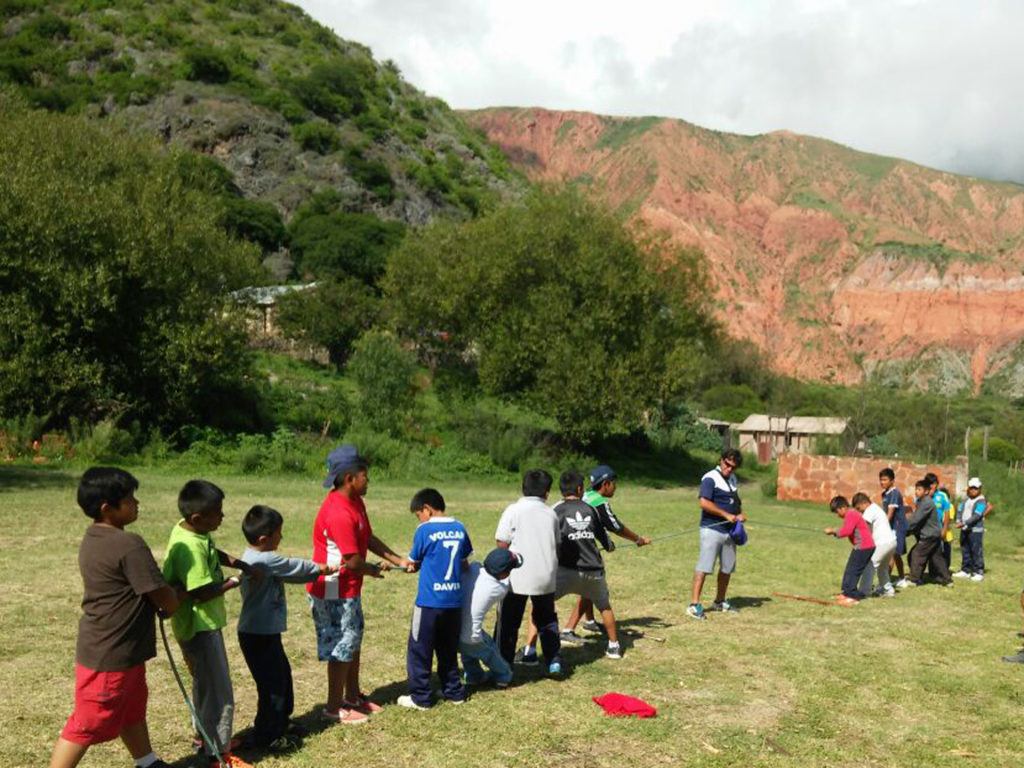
top-left (159, 618), bottom-right (228, 768)
top-left (610, 516), bottom-right (823, 555)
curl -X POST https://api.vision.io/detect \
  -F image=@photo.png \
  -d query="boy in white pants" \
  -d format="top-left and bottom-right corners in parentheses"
top-left (854, 492), bottom-right (897, 597)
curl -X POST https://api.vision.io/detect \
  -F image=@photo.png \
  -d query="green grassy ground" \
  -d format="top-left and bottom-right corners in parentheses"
top-left (2, 465), bottom-right (1023, 768)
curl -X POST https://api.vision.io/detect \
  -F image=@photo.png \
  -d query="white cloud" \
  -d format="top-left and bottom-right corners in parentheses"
top-left (295, 0), bottom-right (1024, 183)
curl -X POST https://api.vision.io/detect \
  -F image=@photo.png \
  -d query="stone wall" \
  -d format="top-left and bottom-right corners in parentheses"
top-left (776, 454), bottom-right (969, 504)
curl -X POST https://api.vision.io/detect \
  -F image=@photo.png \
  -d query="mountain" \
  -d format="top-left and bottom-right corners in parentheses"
top-left (465, 107), bottom-right (1024, 396)
top-left (0, 1), bottom-right (520, 225)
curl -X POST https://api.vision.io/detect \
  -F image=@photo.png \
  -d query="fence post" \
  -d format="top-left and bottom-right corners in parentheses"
top-left (983, 425), bottom-right (990, 462)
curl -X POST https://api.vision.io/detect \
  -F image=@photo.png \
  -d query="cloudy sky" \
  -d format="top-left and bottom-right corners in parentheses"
top-left (295, 0), bottom-right (1024, 183)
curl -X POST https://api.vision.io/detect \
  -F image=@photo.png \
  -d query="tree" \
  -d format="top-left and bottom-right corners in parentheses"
top-left (275, 279), bottom-right (380, 366)
top-left (383, 186), bottom-right (716, 442)
top-left (0, 101), bottom-right (262, 428)
top-left (288, 210), bottom-right (405, 283)
top-left (346, 331), bottom-right (418, 435)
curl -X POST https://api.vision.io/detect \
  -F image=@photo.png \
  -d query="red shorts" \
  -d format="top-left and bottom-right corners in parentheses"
top-left (60, 662), bottom-right (148, 745)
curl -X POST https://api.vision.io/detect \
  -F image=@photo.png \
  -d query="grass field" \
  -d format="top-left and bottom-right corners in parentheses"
top-left (3, 465), bottom-right (1024, 768)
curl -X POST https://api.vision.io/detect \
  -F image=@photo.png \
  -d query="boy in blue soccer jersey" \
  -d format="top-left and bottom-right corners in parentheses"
top-left (398, 489), bottom-right (473, 710)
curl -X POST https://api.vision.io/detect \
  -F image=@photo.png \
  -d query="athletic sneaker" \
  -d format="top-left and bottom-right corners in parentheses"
top-left (547, 661), bottom-right (564, 676)
top-left (881, 586), bottom-right (896, 598)
top-left (894, 578), bottom-right (910, 588)
top-left (396, 695), bottom-right (430, 710)
top-left (151, 761), bottom-right (172, 768)
top-left (209, 754), bottom-right (253, 768)
top-left (321, 706), bottom-right (370, 725)
top-left (1002, 651), bottom-right (1024, 664)
top-left (515, 647), bottom-right (539, 666)
top-left (494, 677), bottom-right (512, 689)
top-left (952, 570), bottom-right (970, 579)
top-left (835, 594), bottom-right (859, 606)
top-left (710, 599), bottom-right (737, 613)
top-left (342, 694), bottom-right (383, 714)
top-left (266, 734), bottom-right (301, 752)
top-left (559, 629), bottom-right (585, 646)
top-left (686, 603), bottom-right (707, 621)
top-left (971, 573), bottom-right (985, 582)
top-left (581, 619), bottom-right (603, 633)
top-left (605, 642), bottom-right (622, 660)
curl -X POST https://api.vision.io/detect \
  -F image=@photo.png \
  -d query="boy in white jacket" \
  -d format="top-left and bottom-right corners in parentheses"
top-left (854, 492), bottom-right (898, 597)
top-left (459, 549), bottom-right (522, 687)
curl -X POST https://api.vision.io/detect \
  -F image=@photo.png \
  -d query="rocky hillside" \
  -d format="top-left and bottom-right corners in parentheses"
top-left (0, 1), bottom-right (520, 225)
top-left (466, 108), bottom-right (1024, 395)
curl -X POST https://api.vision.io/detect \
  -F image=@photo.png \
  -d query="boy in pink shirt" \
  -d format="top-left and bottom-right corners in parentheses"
top-left (825, 495), bottom-right (876, 605)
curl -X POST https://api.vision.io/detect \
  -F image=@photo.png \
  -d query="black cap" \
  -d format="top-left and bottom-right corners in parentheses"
top-left (322, 444), bottom-right (369, 488)
top-left (589, 464), bottom-right (616, 490)
top-left (483, 548), bottom-right (523, 577)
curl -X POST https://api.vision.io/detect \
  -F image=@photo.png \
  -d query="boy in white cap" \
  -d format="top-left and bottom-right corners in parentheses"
top-left (953, 477), bottom-right (990, 582)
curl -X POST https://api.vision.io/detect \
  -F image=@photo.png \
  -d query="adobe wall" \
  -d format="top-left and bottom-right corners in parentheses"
top-left (776, 454), bottom-right (969, 504)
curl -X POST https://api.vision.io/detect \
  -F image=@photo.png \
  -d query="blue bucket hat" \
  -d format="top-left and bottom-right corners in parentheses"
top-left (730, 519), bottom-right (748, 546)
top-left (322, 443), bottom-right (369, 488)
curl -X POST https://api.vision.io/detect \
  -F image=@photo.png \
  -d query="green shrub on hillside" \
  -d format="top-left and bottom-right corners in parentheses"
top-left (292, 120), bottom-right (341, 154)
top-left (220, 197), bottom-right (287, 252)
top-left (968, 435), bottom-right (1023, 464)
top-left (343, 147), bottom-right (395, 203)
top-left (288, 208), bottom-right (404, 283)
top-left (182, 44), bottom-right (233, 83)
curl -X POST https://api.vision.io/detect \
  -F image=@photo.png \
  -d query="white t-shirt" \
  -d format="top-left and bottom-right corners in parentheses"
top-left (862, 503), bottom-right (896, 548)
top-left (494, 496), bottom-right (558, 595)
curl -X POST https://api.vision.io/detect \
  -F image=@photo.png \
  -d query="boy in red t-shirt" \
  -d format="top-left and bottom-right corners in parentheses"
top-left (824, 495), bottom-right (876, 605)
top-left (50, 467), bottom-right (182, 768)
top-left (308, 444), bottom-right (409, 724)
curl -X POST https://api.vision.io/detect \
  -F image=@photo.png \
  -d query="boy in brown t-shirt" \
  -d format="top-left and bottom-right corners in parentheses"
top-left (49, 467), bottom-right (182, 768)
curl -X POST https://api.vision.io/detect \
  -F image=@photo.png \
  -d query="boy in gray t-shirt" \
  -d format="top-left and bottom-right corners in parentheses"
top-left (238, 505), bottom-right (336, 750)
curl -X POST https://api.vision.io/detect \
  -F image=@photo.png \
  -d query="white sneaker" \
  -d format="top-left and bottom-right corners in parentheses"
top-left (581, 620), bottom-right (603, 633)
top-left (605, 643), bottom-right (622, 660)
top-left (882, 587), bottom-right (896, 598)
top-left (952, 571), bottom-right (970, 579)
top-left (396, 695), bottom-right (429, 711)
top-left (971, 573), bottom-right (984, 582)
top-left (894, 578), bottom-right (910, 588)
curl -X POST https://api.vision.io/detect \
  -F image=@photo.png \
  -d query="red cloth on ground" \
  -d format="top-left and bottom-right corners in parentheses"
top-left (592, 693), bottom-right (657, 718)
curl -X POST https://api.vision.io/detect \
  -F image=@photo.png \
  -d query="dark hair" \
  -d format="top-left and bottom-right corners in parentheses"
top-left (77, 466), bottom-right (139, 521)
top-left (915, 478), bottom-right (928, 490)
top-left (522, 469), bottom-right (553, 498)
top-left (560, 470), bottom-right (585, 497)
top-left (851, 492), bottom-right (871, 507)
top-left (333, 466), bottom-right (367, 490)
top-left (410, 488), bottom-right (445, 513)
top-left (721, 448), bottom-right (743, 467)
top-left (879, 467), bottom-right (895, 481)
top-left (829, 495), bottom-right (849, 512)
top-left (242, 505), bottom-right (283, 544)
top-left (178, 479), bottom-right (225, 519)
top-left (924, 472), bottom-right (939, 487)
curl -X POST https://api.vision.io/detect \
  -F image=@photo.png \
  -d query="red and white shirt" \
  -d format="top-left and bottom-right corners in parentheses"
top-left (307, 491), bottom-right (371, 600)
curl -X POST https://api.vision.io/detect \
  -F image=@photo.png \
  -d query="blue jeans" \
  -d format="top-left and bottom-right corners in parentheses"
top-left (460, 631), bottom-right (513, 685)
top-left (960, 530), bottom-right (985, 574)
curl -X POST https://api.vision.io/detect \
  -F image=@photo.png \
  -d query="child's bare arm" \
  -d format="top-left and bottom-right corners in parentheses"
top-left (217, 549), bottom-right (263, 580)
top-left (145, 584), bottom-right (184, 617)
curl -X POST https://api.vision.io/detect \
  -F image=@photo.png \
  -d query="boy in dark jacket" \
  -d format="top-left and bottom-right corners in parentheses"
top-left (904, 479), bottom-right (953, 587)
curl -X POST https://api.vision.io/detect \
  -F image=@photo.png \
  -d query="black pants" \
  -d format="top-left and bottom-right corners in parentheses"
top-left (237, 632), bottom-right (292, 745)
top-left (496, 591), bottom-right (560, 665)
top-left (960, 530), bottom-right (985, 574)
top-left (909, 536), bottom-right (952, 584)
top-left (407, 605), bottom-right (465, 708)
top-left (841, 547), bottom-right (875, 599)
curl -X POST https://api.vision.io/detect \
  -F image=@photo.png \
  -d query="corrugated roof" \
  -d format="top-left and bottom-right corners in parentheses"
top-left (734, 414), bottom-right (848, 435)
top-left (231, 282), bottom-right (318, 306)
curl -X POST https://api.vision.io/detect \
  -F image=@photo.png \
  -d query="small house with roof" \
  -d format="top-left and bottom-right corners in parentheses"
top-left (732, 414), bottom-right (850, 463)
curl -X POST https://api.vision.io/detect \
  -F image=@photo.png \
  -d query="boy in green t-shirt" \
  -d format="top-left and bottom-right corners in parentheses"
top-left (163, 480), bottom-right (258, 768)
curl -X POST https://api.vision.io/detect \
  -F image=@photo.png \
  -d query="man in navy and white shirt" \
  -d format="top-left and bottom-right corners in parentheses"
top-left (688, 448), bottom-right (746, 621)
top-left (398, 489), bottom-right (472, 710)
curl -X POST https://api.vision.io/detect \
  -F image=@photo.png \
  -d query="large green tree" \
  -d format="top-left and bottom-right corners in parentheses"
top-left (0, 101), bottom-right (261, 428)
top-left (383, 186), bottom-right (715, 441)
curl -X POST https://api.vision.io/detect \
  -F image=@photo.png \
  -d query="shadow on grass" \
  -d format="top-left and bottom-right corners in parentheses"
top-left (0, 464), bottom-right (76, 493)
top-left (727, 595), bottom-right (772, 610)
